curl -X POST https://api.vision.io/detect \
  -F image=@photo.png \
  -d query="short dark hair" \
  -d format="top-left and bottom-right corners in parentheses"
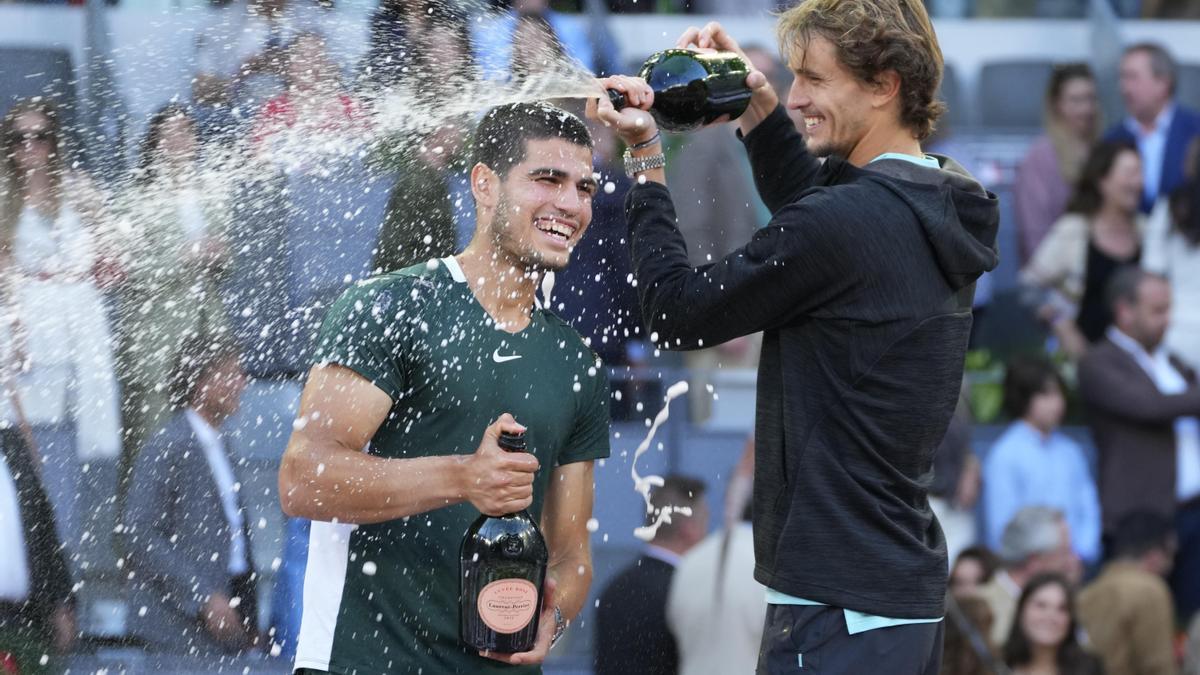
top-left (1046, 62), bottom-right (1094, 109)
top-left (953, 545), bottom-right (1001, 585)
top-left (471, 102), bottom-right (592, 178)
top-left (1104, 265), bottom-right (1165, 314)
top-left (168, 334), bottom-right (242, 409)
top-left (1002, 355), bottom-right (1064, 420)
top-left (1111, 511), bottom-right (1174, 560)
top-left (1124, 42), bottom-right (1178, 96)
top-left (1066, 140), bottom-right (1139, 217)
top-left (646, 474), bottom-right (706, 539)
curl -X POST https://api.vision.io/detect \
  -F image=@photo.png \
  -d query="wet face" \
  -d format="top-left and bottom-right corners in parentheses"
top-left (1054, 76), bottom-right (1098, 138)
top-left (157, 114), bottom-right (198, 169)
top-left (1026, 379), bottom-right (1066, 434)
top-left (786, 36), bottom-right (875, 160)
top-left (9, 110), bottom-right (56, 175)
top-left (1019, 582), bottom-right (1072, 651)
top-left (1119, 50), bottom-right (1172, 123)
top-left (950, 556), bottom-right (986, 594)
top-left (488, 138), bottom-right (596, 272)
top-left (1099, 149), bottom-right (1144, 214)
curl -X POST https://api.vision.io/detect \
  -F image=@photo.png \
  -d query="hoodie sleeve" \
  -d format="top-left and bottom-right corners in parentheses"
top-left (625, 181), bottom-right (858, 350)
top-left (738, 105), bottom-right (823, 214)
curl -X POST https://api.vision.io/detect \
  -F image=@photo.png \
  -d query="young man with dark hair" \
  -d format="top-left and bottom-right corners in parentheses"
top-left (1078, 511), bottom-right (1178, 675)
top-left (589, 0), bottom-right (999, 670)
top-left (279, 102), bottom-right (610, 674)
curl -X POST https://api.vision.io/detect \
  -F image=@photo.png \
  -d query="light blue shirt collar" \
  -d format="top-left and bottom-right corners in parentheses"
top-left (869, 152), bottom-right (941, 169)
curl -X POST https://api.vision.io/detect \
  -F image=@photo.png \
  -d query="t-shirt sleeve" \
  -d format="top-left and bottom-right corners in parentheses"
top-left (312, 279), bottom-right (412, 401)
top-left (558, 354), bottom-right (611, 465)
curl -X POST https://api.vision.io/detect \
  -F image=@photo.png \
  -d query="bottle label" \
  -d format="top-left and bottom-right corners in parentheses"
top-left (477, 579), bottom-right (538, 634)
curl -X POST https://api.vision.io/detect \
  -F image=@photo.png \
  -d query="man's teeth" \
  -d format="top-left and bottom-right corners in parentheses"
top-left (804, 116), bottom-right (822, 130)
top-left (538, 220), bottom-right (574, 239)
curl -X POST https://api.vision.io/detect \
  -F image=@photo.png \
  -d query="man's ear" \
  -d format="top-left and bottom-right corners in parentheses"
top-left (470, 162), bottom-right (499, 209)
top-left (871, 69), bottom-right (903, 110)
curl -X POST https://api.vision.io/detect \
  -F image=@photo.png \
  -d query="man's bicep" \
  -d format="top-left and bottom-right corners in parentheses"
top-left (295, 363), bottom-right (394, 452)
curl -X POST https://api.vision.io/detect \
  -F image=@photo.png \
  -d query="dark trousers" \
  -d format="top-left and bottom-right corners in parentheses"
top-left (1173, 498), bottom-right (1200, 624)
top-left (756, 605), bottom-right (944, 675)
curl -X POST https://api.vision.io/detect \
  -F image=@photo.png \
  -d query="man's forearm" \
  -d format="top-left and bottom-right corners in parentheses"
top-left (548, 553), bottom-right (592, 621)
top-left (279, 433), bottom-right (467, 524)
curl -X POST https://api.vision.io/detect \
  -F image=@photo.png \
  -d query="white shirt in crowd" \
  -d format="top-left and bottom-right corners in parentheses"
top-left (1125, 104), bottom-right (1175, 206)
top-left (667, 523), bottom-right (765, 675)
top-left (185, 408), bottom-right (249, 575)
top-left (0, 451), bottom-right (31, 602)
top-left (1108, 326), bottom-right (1200, 501)
top-left (1143, 199), bottom-right (1200, 371)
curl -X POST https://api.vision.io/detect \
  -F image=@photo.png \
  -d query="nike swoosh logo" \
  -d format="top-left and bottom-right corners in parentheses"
top-left (492, 348), bottom-right (522, 363)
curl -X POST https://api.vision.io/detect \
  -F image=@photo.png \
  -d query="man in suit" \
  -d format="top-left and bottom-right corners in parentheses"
top-left (120, 335), bottom-right (260, 661)
top-left (1079, 267), bottom-right (1200, 623)
top-left (1105, 42), bottom-right (1200, 213)
top-left (0, 428), bottom-right (75, 674)
top-left (595, 475), bottom-right (709, 675)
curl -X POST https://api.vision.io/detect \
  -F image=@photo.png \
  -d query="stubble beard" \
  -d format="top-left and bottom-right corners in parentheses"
top-left (488, 195), bottom-right (568, 273)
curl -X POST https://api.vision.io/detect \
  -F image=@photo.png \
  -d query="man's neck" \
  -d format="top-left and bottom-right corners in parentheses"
top-left (1134, 100), bottom-right (1170, 132)
top-left (190, 403), bottom-right (226, 431)
top-left (847, 124), bottom-right (923, 168)
top-left (454, 244), bottom-right (540, 332)
top-left (1021, 417), bottom-right (1054, 439)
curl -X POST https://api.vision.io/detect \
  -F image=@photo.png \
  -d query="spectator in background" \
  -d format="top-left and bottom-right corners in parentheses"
top-left (0, 295), bottom-right (75, 674)
top-left (116, 104), bottom-right (232, 456)
top-left (1105, 43), bottom-right (1200, 214)
top-left (977, 506), bottom-right (1081, 646)
top-left (667, 441), bottom-right (763, 675)
top-left (984, 355), bottom-right (1102, 565)
top-left (473, 0), bottom-right (619, 82)
top-left (1187, 613), bottom-right (1200, 675)
top-left (1078, 267), bottom-right (1200, 624)
top-left (1015, 63), bottom-right (1100, 265)
top-left (1022, 141), bottom-right (1145, 359)
top-left (0, 99), bottom-right (121, 559)
top-left (930, 378), bottom-right (982, 566)
top-left (943, 592), bottom-right (998, 675)
top-left (1078, 511), bottom-right (1178, 675)
top-left (1144, 139), bottom-right (1200, 370)
top-left (121, 336), bottom-right (260, 660)
top-left (595, 475), bottom-right (709, 675)
top-left (1003, 573), bottom-right (1104, 675)
top-left (951, 545), bottom-right (1002, 595)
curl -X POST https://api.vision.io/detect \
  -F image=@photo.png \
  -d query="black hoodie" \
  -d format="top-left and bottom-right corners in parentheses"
top-left (624, 106), bottom-right (999, 619)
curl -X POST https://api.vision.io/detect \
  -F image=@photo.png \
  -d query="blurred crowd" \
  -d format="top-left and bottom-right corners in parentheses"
top-left (1, 0), bottom-right (1200, 673)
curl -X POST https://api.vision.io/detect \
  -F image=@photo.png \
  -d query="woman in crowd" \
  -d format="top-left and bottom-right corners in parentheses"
top-left (1004, 573), bottom-right (1104, 675)
top-left (0, 99), bottom-right (121, 551)
top-left (951, 545), bottom-right (1002, 595)
top-left (1015, 64), bottom-right (1100, 265)
top-left (1022, 141), bottom-right (1145, 359)
top-left (116, 104), bottom-right (232, 454)
top-left (1143, 138), bottom-right (1200, 369)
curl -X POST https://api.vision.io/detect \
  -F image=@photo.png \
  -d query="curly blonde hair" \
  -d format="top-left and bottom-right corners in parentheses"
top-left (777, 0), bottom-right (946, 141)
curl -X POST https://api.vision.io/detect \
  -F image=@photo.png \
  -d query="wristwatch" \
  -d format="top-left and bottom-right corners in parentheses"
top-left (623, 148), bottom-right (666, 177)
top-left (550, 605), bottom-right (566, 649)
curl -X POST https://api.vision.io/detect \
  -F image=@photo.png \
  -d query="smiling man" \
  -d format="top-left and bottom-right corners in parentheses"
top-left (588, 0), bottom-right (999, 672)
top-left (278, 102), bottom-right (610, 675)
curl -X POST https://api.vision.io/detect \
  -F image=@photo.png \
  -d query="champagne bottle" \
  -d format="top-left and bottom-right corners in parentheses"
top-left (607, 49), bottom-right (753, 132)
top-left (460, 430), bottom-right (548, 653)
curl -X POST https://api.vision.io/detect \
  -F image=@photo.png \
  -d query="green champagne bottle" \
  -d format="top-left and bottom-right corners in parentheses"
top-left (607, 49), bottom-right (753, 132)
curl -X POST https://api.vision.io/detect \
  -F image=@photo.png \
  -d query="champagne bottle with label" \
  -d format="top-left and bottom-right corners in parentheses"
top-left (460, 430), bottom-right (548, 653)
top-left (607, 49), bottom-right (753, 132)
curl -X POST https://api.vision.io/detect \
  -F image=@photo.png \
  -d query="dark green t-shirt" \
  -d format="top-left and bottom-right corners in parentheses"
top-left (293, 258), bottom-right (610, 675)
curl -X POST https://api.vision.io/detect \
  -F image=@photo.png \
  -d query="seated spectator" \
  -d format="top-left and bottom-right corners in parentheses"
top-left (951, 545), bottom-right (1002, 595)
top-left (667, 443), bottom-right (762, 675)
top-left (472, 0), bottom-right (620, 82)
top-left (1144, 139), bottom-right (1200, 370)
top-left (116, 104), bottom-right (232, 454)
top-left (984, 355), bottom-right (1102, 564)
top-left (1003, 573), bottom-right (1104, 675)
top-left (1023, 141), bottom-right (1145, 358)
top-left (1015, 63), bottom-right (1100, 265)
top-left (943, 592), bottom-right (999, 675)
top-left (120, 336), bottom-right (260, 659)
top-left (977, 506), bottom-right (1082, 646)
top-left (1078, 267), bottom-right (1200, 624)
top-left (1104, 43), bottom-right (1200, 213)
top-left (1, 99), bottom-right (121, 560)
top-left (0, 312), bottom-right (75, 674)
top-left (1078, 511), bottom-right (1178, 675)
top-left (595, 475), bottom-right (709, 675)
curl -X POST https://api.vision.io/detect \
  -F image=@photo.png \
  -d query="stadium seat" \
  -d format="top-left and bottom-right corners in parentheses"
top-left (939, 62), bottom-right (968, 131)
top-left (978, 60), bottom-right (1056, 130)
top-left (0, 46), bottom-right (75, 121)
top-left (1179, 63), bottom-right (1200, 111)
